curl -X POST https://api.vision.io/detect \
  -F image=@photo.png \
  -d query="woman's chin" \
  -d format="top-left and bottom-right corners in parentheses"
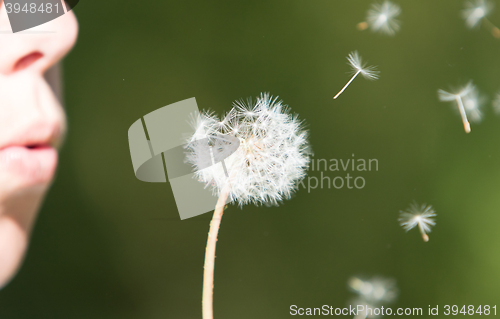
top-left (0, 173), bottom-right (49, 289)
top-left (0, 216), bottom-right (29, 289)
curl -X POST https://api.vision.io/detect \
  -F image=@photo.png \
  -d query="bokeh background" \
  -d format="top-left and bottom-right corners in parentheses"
top-left (1, 0), bottom-right (500, 318)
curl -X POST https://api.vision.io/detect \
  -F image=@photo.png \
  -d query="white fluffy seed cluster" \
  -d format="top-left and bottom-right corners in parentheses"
top-left (462, 0), bottom-right (493, 29)
top-left (348, 276), bottom-right (399, 306)
top-left (366, 0), bottom-right (401, 36)
top-left (438, 81), bottom-right (485, 133)
top-left (398, 202), bottom-right (437, 242)
top-left (185, 93), bottom-right (311, 207)
top-left (347, 51), bottom-right (380, 80)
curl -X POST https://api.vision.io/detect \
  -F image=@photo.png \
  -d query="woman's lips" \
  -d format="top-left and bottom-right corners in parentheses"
top-left (0, 145), bottom-right (58, 186)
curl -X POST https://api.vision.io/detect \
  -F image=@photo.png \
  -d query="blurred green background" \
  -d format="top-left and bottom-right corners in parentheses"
top-left (1, 0), bottom-right (500, 318)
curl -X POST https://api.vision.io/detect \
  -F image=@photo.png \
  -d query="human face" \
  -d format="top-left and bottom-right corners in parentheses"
top-left (0, 1), bottom-right (78, 288)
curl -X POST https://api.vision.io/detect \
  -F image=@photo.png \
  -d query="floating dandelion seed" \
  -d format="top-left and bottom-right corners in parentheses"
top-left (348, 276), bottom-right (399, 304)
top-left (462, 86), bottom-right (485, 123)
top-left (438, 81), bottom-right (480, 133)
top-left (358, 1), bottom-right (402, 36)
top-left (333, 51), bottom-right (379, 99)
top-left (462, 0), bottom-right (500, 38)
top-left (348, 276), bottom-right (398, 319)
top-left (399, 202), bottom-right (436, 242)
top-left (463, 0), bottom-right (492, 28)
top-left (186, 93), bottom-right (311, 319)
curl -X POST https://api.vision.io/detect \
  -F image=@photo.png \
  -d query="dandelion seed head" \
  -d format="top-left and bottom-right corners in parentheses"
top-left (463, 0), bottom-right (493, 28)
top-left (399, 202), bottom-right (436, 241)
top-left (185, 93), bottom-right (311, 207)
top-left (347, 51), bottom-right (380, 80)
top-left (366, 1), bottom-right (402, 36)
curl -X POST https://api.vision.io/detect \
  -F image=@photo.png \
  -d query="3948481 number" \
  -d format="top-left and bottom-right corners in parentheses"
top-left (5, 3), bottom-right (60, 14)
top-left (444, 305), bottom-right (497, 315)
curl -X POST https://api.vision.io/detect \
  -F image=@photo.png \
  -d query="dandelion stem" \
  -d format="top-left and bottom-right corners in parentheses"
top-left (202, 187), bottom-right (230, 319)
top-left (483, 18), bottom-right (500, 39)
top-left (334, 70), bottom-right (360, 99)
top-left (455, 96), bottom-right (471, 133)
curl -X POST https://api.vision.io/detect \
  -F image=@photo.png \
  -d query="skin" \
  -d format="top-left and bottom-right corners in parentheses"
top-left (0, 1), bottom-right (78, 288)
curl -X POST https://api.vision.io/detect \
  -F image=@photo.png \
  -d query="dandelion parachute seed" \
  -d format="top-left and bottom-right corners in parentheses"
top-left (438, 81), bottom-right (482, 133)
top-left (333, 51), bottom-right (379, 99)
top-left (358, 0), bottom-right (402, 36)
top-left (398, 202), bottom-right (436, 242)
top-left (462, 0), bottom-right (500, 38)
top-left (348, 276), bottom-right (399, 305)
top-left (348, 276), bottom-right (398, 319)
top-left (462, 86), bottom-right (485, 123)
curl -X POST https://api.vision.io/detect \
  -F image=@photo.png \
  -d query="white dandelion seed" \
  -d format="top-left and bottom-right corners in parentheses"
top-left (463, 0), bottom-right (493, 28)
top-left (462, 0), bottom-right (500, 38)
top-left (186, 93), bottom-right (311, 319)
top-left (333, 51), bottom-right (380, 99)
top-left (493, 92), bottom-right (500, 115)
top-left (348, 276), bottom-right (398, 319)
top-left (462, 86), bottom-right (485, 123)
top-left (348, 276), bottom-right (399, 305)
top-left (358, 1), bottom-right (402, 36)
top-left (438, 81), bottom-right (479, 133)
top-left (398, 202), bottom-right (436, 242)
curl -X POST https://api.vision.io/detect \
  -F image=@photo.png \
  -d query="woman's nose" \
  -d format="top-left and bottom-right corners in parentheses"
top-left (0, 8), bottom-right (78, 75)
